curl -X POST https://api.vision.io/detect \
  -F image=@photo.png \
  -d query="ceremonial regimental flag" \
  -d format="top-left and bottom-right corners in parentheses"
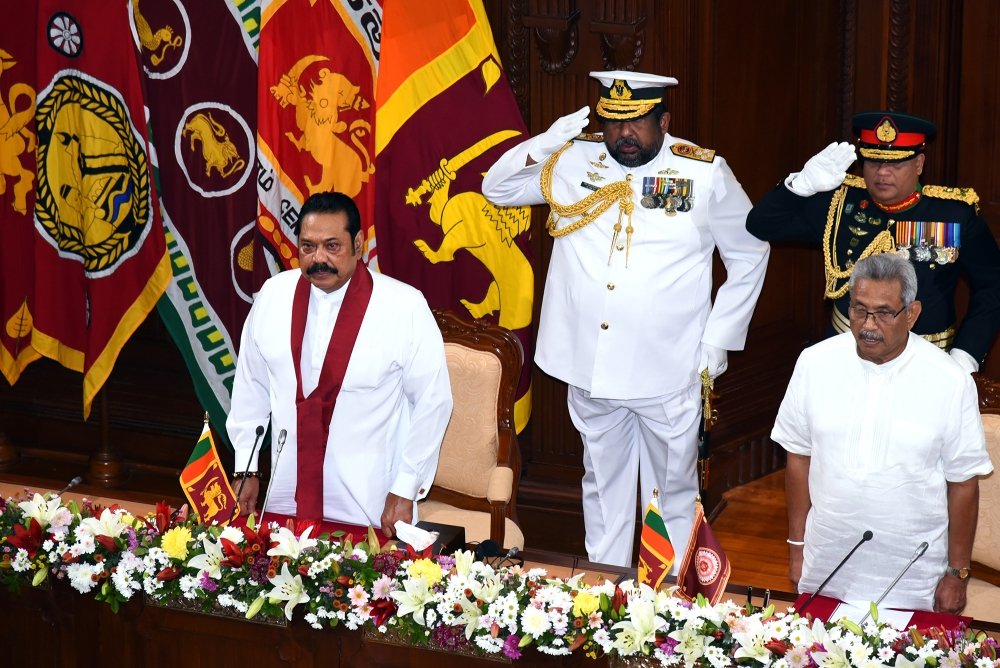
top-left (133, 0), bottom-right (263, 442)
top-left (676, 500), bottom-right (731, 605)
top-left (180, 423), bottom-right (240, 526)
top-left (0, 10), bottom-right (42, 385)
top-left (256, 0), bottom-right (380, 273)
top-left (28, 0), bottom-right (171, 417)
top-left (374, 0), bottom-right (534, 431)
top-left (637, 491), bottom-right (675, 589)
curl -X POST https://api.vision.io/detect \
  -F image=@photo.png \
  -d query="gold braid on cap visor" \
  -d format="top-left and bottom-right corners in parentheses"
top-left (859, 147), bottom-right (918, 161)
top-left (595, 97), bottom-right (659, 120)
top-left (541, 143), bottom-right (636, 266)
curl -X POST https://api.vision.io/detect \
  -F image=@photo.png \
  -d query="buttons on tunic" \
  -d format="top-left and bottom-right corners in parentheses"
top-left (600, 322), bottom-right (609, 330)
top-left (616, 243), bottom-right (625, 251)
top-left (607, 282), bottom-right (615, 290)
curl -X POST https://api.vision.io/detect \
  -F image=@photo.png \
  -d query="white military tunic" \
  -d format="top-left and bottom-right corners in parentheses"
top-left (227, 269), bottom-right (453, 528)
top-left (773, 332), bottom-right (992, 609)
top-left (483, 133), bottom-right (769, 566)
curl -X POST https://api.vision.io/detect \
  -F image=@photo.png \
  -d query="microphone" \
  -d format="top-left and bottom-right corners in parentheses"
top-left (258, 429), bottom-right (287, 523)
top-left (57, 476), bottom-right (83, 495)
top-left (230, 424), bottom-right (266, 525)
top-left (798, 530), bottom-right (874, 613)
top-left (858, 541), bottom-right (929, 626)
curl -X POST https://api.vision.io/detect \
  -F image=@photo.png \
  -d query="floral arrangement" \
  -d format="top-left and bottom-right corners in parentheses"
top-left (2, 488), bottom-right (998, 667)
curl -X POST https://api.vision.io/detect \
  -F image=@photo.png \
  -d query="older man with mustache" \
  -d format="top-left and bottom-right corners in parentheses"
top-left (227, 191), bottom-right (453, 536)
top-left (774, 252), bottom-right (991, 615)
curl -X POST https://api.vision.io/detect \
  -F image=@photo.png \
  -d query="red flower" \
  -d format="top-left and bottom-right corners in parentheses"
top-left (156, 565), bottom-right (182, 581)
top-left (369, 598), bottom-right (397, 627)
top-left (220, 537), bottom-right (244, 567)
top-left (612, 585), bottom-right (629, 615)
top-left (95, 535), bottom-right (119, 553)
top-left (764, 639), bottom-right (789, 656)
top-left (7, 518), bottom-right (43, 558)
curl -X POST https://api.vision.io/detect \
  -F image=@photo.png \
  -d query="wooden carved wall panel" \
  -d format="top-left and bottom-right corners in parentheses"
top-left (592, 0), bottom-right (646, 71)
top-left (887, 0), bottom-right (912, 112)
top-left (957, 0), bottom-right (1000, 377)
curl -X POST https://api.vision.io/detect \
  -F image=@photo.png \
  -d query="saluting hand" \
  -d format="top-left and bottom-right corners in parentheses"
top-left (529, 106), bottom-right (591, 163)
top-left (787, 141), bottom-right (857, 197)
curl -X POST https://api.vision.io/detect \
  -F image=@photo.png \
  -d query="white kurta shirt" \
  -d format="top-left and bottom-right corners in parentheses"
top-left (482, 133), bottom-right (769, 399)
top-left (227, 269), bottom-right (453, 527)
top-left (773, 332), bottom-right (992, 609)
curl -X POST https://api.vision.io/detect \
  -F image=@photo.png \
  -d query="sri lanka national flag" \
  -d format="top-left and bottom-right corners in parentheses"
top-left (637, 490), bottom-right (674, 589)
top-left (180, 423), bottom-right (239, 526)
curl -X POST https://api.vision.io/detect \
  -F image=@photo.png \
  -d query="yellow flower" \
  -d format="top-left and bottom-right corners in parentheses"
top-left (407, 558), bottom-right (443, 585)
top-left (161, 526), bottom-right (193, 560)
top-left (573, 591), bottom-right (600, 617)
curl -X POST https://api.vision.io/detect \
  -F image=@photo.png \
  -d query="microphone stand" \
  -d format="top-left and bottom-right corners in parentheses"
top-left (258, 429), bottom-right (287, 525)
top-left (798, 530), bottom-right (874, 613)
top-left (230, 424), bottom-right (266, 524)
top-left (57, 476), bottom-right (83, 495)
top-left (858, 542), bottom-right (929, 626)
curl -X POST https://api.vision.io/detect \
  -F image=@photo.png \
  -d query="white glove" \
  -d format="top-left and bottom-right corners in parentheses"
top-left (699, 343), bottom-right (729, 380)
top-left (785, 141), bottom-right (857, 196)
top-left (528, 106), bottom-right (590, 162)
top-left (950, 348), bottom-right (980, 374)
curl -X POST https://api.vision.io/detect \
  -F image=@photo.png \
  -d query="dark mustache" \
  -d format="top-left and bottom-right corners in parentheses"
top-left (615, 137), bottom-right (641, 150)
top-left (307, 263), bottom-right (337, 275)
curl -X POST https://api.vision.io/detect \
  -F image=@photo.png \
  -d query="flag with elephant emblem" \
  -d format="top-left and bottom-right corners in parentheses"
top-left (374, 0), bottom-right (534, 431)
top-left (133, 0), bottom-right (263, 442)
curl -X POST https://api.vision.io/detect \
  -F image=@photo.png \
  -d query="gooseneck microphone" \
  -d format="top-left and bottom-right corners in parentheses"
top-left (230, 424), bottom-right (266, 525)
top-left (798, 530), bottom-right (874, 613)
top-left (258, 429), bottom-right (288, 523)
top-left (57, 476), bottom-right (84, 495)
top-left (858, 541), bottom-right (929, 626)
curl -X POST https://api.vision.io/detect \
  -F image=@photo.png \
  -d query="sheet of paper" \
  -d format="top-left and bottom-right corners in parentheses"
top-left (831, 601), bottom-right (914, 628)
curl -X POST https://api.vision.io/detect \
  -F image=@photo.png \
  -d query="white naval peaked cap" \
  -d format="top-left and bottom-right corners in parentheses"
top-left (590, 70), bottom-right (679, 121)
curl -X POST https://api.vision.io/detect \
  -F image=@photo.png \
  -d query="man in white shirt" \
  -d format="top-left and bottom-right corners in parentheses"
top-left (482, 71), bottom-right (769, 567)
top-left (227, 192), bottom-right (453, 536)
top-left (774, 252), bottom-right (991, 613)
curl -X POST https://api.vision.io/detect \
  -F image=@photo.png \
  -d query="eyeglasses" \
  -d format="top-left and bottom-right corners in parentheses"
top-left (847, 304), bottom-right (907, 325)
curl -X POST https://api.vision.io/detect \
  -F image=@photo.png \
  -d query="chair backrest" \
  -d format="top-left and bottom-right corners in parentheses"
top-left (430, 310), bottom-right (522, 511)
top-left (973, 375), bottom-right (1000, 569)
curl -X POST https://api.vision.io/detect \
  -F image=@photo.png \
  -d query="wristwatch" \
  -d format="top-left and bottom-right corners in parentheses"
top-left (946, 565), bottom-right (972, 580)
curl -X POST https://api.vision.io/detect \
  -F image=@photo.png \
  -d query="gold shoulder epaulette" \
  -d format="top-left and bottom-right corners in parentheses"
top-left (670, 142), bottom-right (716, 162)
top-left (921, 184), bottom-right (979, 206)
top-left (843, 174), bottom-right (867, 189)
top-left (574, 132), bottom-right (604, 143)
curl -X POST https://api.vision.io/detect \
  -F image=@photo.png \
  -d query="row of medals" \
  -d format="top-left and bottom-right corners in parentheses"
top-left (849, 202), bottom-right (959, 265)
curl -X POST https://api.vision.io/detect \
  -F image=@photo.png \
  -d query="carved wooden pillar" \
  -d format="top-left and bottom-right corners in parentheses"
top-left (523, 2), bottom-right (580, 74)
top-left (87, 390), bottom-right (123, 487)
top-left (591, 1), bottom-right (646, 71)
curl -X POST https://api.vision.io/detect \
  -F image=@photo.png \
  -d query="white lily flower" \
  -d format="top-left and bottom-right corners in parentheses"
top-left (18, 493), bottom-right (64, 529)
top-left (266, 563), bottom-right (310, 620)
top-left (266, 525), bottom-right (317, 560)
top-left (390, 575), bottom-right (436, 625)
top-left (611, 598), bottom-right (666, 655)
top-left (668, 622), bottom-right (710, 665)
top-left (78, 507), bottom-right (130, 539)
top-left (453, 549), bottom-right (475, 577)
top-left (732, 617), bottom-right (771, 663)
top-left (187, 536), bottom-right (225, 579)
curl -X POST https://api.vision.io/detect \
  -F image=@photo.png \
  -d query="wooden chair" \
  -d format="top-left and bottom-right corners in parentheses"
top-left (962, 375), bottom-right (1000, 622)
top-left (417, 310), bottom-right (525, 550)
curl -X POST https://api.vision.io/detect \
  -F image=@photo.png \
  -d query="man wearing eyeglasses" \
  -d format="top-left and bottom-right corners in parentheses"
top-left (747, 111), bottom-right (1000, 373)
top-left (773, 253), bottom-right (992, 614)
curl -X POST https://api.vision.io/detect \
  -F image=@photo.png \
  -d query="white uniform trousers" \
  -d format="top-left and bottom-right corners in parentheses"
top-left (567, 383), bottom-right (701, 571)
